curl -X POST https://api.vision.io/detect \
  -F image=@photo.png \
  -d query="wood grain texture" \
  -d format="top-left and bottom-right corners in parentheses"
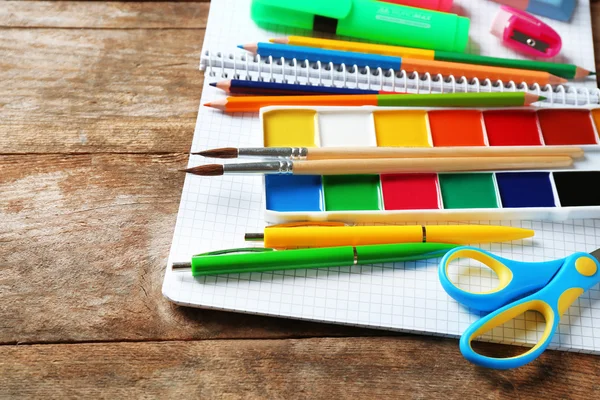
top-left (1, 1), bottom-right (600, 397)
top-left (0, 27), bottom-right (203, 154)
top-left (593, 1), bottom-right (600, 83)
top-left (0, 1), bottom-right (209, 28)
top-left (1, 337), bottom-right (599, 399)
top-left (0, 153), bottom-right (375, 343)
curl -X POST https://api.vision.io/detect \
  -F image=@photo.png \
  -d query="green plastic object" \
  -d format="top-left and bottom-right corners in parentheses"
top-left (354, 243), bottom-right (455, 264)
top-left (188, 243), bottom-right (457, 276)
top-left (250, 0), bottom-right (470, 52)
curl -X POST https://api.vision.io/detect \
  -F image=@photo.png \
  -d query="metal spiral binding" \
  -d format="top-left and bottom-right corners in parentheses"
top-left (199, 50), bottom-right (600, 105)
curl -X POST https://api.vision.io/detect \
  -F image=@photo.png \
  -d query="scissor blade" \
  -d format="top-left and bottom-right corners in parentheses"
top-left (589, 248), bottom-right (600, 263)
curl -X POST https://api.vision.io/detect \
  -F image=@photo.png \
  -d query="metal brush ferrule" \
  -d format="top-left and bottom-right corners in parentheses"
top-left (237, 147), bottom-right (308, 159)
top-left (223, 160), bottom-right (294, 174)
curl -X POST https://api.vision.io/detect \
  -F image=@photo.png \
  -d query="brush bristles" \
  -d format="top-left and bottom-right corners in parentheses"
top-left (182, 164), bottom-right (224, 176)
top-left (192, 147), bottom-right (238, 158)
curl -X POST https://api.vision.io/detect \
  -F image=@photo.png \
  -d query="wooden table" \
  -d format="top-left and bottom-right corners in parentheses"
top-left (2, 1), bottom-right (600, 397)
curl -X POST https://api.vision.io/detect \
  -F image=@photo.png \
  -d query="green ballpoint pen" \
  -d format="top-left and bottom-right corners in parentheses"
top-left (171, 243), bottom-right (458, 276)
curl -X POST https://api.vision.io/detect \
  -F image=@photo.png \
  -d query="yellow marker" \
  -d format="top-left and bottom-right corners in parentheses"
top-left (270, 36), bottom-right (435, 60)
top-left (244, 223), bottom-right (534, 249)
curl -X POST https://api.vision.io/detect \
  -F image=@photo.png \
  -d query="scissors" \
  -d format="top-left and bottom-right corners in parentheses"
top-left (438, 246), bottom-right (600, 370)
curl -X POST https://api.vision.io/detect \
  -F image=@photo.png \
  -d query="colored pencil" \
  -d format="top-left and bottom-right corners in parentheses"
top-left (182, 156), bottom-right (573, 176)
top-left (271, 36), bottom-right (594, 80)
top-left (203, 92), bottom-right (545, 112)
top-left (194, 146), bottom-right (584, 160)
top-left (240, 43), bottom-right (567, 86)
top-left (210, 80), bottom-right (399, 95)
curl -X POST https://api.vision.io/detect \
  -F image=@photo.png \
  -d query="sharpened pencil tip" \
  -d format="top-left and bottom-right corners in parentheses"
top-left (237, 43), bottom-right (258, 53)
top-left (270, 37), bottom-right (287, 44)
top-left (204, 102), bottom-right (212, 107)
top-left (209, 82), bottom-right (216, 87)
top-left (524, 93), bottom-right (545, 105)
top-left (237, 44), bottom-right (243, 49)
top-left (590, 71), bottom-right (597, 76)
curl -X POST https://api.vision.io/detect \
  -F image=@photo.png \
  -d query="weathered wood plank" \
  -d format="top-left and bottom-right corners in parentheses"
top-left (0, 2), bottom-right (599, 392)
top-left (0, 1), bottom-right (209, 29)
top-left (0, 28), bottom-right (204, 154)
top-left (0, 154), bottom-right (376, 343)
top-left (594, 2), bottom-right (600, 82)
top-left (1, 337), bottom-right (599, 399)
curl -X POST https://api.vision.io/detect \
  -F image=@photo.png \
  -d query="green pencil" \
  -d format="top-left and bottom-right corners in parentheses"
top-left (273, 36), bottom-right (594, 80)
top-left (204, 92), bottom-right (545, 112)
top-left (435, 51), bottom-right (593, 80)
top-left (172, 243), bottom-right (457, 276)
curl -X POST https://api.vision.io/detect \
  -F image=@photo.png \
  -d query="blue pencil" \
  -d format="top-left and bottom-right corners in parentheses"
top-left (210, 79), bottom-right (396, 95)
top-left (239, 42), bottom-right (402, 70)
top-left (239, 42), bottom-right (566, 85)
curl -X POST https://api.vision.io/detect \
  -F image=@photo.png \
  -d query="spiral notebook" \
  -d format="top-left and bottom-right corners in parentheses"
top-left (163, 0), bottom-right (600, 355)
top-left (198, 0), bottom-right (599, 103)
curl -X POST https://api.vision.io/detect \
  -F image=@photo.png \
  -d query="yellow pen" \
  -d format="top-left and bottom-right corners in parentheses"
top-left (244, 223), bottom-right (534, 249)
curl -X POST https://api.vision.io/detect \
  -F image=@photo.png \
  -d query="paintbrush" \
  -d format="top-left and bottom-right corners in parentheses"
top-left (193, 146), bottom-right (584, 160)
top-left (182, 156), bottom-right (573, 176)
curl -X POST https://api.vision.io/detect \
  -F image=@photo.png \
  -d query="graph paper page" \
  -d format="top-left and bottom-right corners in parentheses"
top-left (163, 0), bottom-right (600, 354)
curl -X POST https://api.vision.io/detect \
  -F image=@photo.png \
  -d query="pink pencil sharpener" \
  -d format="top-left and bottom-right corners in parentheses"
top-left (490, 5), bottom-right (562, 58)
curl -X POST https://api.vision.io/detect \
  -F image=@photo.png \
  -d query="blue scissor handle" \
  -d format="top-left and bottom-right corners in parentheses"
top-left (459, 252), bottom-right (600, 369)
top-left (438, 246), bottom-right (564, 313)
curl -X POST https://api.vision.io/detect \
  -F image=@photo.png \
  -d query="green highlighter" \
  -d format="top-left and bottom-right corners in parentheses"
top-left (250, 0), bottom-right (470, 52)
top-left (172, 243), bottom-right (457, 276)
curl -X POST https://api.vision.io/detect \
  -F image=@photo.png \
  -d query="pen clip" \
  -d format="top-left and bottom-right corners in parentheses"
top-left (194, 247), bottom-right (275, 256)
top-left (266, 221), bottom-right (347, 228)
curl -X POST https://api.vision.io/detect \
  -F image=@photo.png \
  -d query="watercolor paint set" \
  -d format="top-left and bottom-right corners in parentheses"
top-left (260, 105), bottom-right (600, 223)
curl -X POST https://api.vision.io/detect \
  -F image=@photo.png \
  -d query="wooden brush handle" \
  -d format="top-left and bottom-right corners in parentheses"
top-left (292, 156), bottom-right (573, 175)
top-left (307, 146), bottom-right (584, 160)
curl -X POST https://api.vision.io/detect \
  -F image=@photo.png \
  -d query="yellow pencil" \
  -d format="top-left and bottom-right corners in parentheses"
top-left (244, 224), bottom-right (535, 249)
top-left (271, 36), bottom-right (435, 59)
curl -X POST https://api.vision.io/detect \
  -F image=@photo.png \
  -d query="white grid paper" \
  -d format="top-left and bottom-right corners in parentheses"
top-left (163, 0), bottom-right (600, 354)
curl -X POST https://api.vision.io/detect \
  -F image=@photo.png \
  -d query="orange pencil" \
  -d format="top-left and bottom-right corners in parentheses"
top-left (241, 42), bottom-right (567, 86)
top-left (203, 92), bottom-right (544, 112)
top-left (206, 94), bottom-right (375, 112)
top-left (399, 58), bottom-right (565, 86)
